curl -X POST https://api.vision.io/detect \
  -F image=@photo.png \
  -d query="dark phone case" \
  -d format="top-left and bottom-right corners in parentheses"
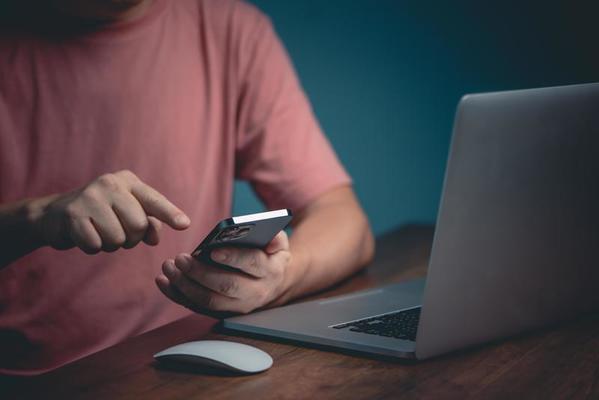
top-left (191, 210), bottom-right (293, 270)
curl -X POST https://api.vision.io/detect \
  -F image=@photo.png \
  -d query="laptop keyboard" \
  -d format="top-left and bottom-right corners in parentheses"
top-left (331, 306), bottom-right (421, 341)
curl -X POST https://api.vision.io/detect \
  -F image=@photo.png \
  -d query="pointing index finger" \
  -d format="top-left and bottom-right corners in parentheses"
top-left (130, 181), bottom-right (190, 230)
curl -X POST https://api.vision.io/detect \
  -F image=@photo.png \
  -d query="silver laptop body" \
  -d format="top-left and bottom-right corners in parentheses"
top-left (224, 82), bottom-right (599, 360)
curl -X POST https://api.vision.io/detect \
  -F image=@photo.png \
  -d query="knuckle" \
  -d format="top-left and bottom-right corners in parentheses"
top-left (129, 217), bottom-right (149, 233)
top-left (116, 169), bottom-right (138, 182)
top-left (114, 234), bottom-right (127, 247)
top-left (80, 186), bottom-right (100, 201)
top-left (63, 203), bottom-right (80, 219)
top-left (247, 252), bottom-right (259, 271)
top-left (105, 233), bottom-right (126, 249)
top-left (218, 278), bottom-right (238, 296)
top-left (145, 194), bottom-right (162, 208)
top-left (96, 173), bottom-right (121, 191)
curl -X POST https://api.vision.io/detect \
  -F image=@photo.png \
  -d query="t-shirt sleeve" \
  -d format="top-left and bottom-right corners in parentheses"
top-left (233, 6), bottom-right (351, 212)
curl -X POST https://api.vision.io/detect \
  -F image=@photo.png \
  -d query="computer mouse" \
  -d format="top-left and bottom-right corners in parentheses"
top-left (153, 340), bottom-right (273, 374)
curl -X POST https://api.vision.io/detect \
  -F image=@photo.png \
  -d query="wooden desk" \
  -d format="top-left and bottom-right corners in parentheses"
top-left (2, 225), bottom-right (599, 399)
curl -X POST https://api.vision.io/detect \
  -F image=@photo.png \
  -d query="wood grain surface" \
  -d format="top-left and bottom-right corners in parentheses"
top-left (2, 225), bottom-right (598, 400)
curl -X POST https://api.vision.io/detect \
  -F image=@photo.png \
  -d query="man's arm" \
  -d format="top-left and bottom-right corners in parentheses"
top-left (157, 185), bottom-right (374, 313)
top-left (276, 185), bottom-right (374, 305)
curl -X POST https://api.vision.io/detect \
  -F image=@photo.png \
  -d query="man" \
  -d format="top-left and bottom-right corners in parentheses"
top-left (0, 0), bottom-right (374, 375)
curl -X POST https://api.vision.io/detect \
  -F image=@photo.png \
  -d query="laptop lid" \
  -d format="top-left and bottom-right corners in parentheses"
top-left (415, 83), bottom-right (599, 359)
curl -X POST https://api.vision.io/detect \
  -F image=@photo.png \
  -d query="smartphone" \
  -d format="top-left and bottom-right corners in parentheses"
top-left (191, 209), bottom-right (293, 266)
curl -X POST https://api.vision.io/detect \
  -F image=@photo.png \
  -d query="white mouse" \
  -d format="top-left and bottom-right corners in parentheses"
top-left (154, 340), bottom-right (273, 374)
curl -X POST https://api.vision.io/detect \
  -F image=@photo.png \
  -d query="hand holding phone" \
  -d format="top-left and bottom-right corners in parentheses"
top-left (191, 209), bottom-right (293, 269)
top-left (158, 209), bottom-right (294, 315)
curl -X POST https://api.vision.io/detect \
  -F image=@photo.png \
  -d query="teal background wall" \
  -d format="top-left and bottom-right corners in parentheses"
top-left (234, 0), bottom-right (599, 235)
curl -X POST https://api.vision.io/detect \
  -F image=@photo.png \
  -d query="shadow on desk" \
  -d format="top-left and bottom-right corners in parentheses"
top-left (153, 359), bottom-right (246, 377)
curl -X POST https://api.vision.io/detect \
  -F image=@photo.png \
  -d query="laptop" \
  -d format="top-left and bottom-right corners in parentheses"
top-left (224, 82), bottom-right (599, 360)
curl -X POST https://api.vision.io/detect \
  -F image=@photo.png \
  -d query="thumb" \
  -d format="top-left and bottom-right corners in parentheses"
top-left (264, 230), bottom-right (289, 255)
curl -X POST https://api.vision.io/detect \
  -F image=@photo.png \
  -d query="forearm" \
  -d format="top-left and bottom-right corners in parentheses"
top-left (0, 197), bottom-right (49, 269)
top-left (278, 186), bottom-right (375, 304)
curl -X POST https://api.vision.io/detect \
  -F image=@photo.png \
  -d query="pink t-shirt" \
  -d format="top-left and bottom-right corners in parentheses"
top-left (0, 0), bottom-right (350, 375)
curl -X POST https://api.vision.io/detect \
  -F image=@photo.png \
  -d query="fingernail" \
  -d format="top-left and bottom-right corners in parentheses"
top-left (175, 214), bottom-right (190, 226)
top-left (212, 250), bottom-right (228, 263)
